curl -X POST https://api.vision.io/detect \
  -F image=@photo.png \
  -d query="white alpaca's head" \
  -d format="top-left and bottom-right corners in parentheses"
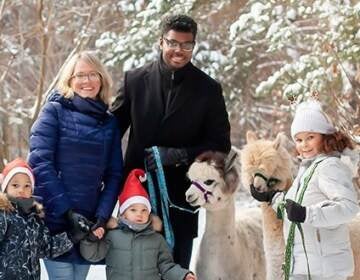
top-left (241, 131), bottom-right (294, 193)
top-left (185, 150), bottom-right (239, 211)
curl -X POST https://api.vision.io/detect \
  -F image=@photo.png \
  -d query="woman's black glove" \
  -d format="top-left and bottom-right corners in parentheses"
top-left (145, 147), bottom-right (188, 171)
top-left (65, 210), bottom-right (92, 243)
top-left (285, 199), bottom-right (306, 223)
top-left (250, 185), bottom-right (278, 203)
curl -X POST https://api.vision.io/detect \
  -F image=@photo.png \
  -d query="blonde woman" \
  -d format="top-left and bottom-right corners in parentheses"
top-left (29, 51), bottom-right (123, 280)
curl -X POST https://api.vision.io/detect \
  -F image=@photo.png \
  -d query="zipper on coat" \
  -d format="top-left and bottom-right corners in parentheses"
top-left (316, 229), bottom-right (321, 242)
top-left (165, 71), bottom-right (174, 113)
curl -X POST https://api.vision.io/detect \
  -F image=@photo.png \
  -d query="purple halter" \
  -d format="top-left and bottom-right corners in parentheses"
top-left (190, 180), bottom-right (214, 203)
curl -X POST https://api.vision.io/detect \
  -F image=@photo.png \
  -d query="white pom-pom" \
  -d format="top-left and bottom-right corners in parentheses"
top-left (139, 174), bottom-right (147, 183)
top-left (296, 100), bottom-right (322, 113)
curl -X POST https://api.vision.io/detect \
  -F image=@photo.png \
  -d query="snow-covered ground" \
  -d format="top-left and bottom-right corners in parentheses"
top-left (40, 187), bottom-right (255, 279)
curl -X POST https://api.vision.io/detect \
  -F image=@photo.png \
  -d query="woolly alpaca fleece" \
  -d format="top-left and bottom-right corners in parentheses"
top-left (0, 158), bottom-right (35, 192)
top-left (291, 100), bottom-right (336, 139)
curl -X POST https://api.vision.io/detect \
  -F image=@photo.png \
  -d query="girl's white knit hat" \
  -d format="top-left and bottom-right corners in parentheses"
top-left (291, 101), bottom-right (336, 139)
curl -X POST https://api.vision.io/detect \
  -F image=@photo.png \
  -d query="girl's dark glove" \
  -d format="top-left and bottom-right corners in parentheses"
top-left (145, 147), bottom-right (188, 171)
top-left (285, 199), bottom-right (306, 223)
top-left (250, 185), bottom-right (278, 203)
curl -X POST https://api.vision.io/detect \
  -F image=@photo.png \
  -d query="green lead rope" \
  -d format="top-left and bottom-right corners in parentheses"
top-left (281, 160), bottom-right (323, 280)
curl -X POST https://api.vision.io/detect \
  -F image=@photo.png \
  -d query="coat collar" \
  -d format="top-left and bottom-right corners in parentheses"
top-left (0, 193), bottom-right (44, 217)
top-left (48, 90), bottom-right (110, 121)
top-left (144, 55), bottom-right (195, 123)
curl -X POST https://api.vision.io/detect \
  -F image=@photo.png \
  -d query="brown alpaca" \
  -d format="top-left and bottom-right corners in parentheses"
top-left (241, 131), bottom-right (293, 280)
top-left (241, 131), bottom-right (360, 280)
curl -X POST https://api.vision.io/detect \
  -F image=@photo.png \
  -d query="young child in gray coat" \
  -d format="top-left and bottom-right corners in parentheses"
top-left (80, 169), bottom-right (197, 280)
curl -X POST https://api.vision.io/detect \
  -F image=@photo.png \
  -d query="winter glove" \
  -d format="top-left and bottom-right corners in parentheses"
top-left (285, 199), bottom-right (306, 223)
top-left (250, 185), bottom-right (278, 204)
top-left (144, 147), bottom-right (188, 171)
top-left (65, 210), bottom-right (93, 243)
top-left (87, 218), bottom-right (106, 242)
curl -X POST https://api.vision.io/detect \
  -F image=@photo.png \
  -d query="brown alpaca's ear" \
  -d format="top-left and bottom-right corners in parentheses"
top-left (246, 131), bottom-right (258, 143)
top-left (273, 132), bottom-right (286, 150)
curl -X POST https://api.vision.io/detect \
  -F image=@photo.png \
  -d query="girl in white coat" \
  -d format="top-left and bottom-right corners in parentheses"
top-left (271, 101), bottom-right (358, 280)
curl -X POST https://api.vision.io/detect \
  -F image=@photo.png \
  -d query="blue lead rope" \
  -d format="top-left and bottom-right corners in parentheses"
top-left (145, 146), bottom-right (175, 250)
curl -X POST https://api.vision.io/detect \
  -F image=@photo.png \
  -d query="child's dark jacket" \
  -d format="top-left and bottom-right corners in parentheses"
top-left (0, 193), bottom-right (73, 280)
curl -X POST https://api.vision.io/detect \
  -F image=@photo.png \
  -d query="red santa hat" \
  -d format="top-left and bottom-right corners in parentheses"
top-left (0, 158), bottom-right (35, 192)
top-left (118, 169), bottom-right (151, 215)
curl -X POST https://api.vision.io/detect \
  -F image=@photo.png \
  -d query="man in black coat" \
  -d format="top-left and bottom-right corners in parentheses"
top-left (111, 14), bottom-right (231, 268)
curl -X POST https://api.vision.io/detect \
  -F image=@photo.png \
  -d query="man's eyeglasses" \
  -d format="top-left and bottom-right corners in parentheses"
top-left (163, 37), bottom-right (195, 51)
top-left (71, 72), bottom-right (101, 82)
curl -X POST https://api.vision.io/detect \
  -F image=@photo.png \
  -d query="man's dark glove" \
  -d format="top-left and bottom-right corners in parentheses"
top-left (250, 185), bottom-right (278, 203)
top-left (145, 147), bottom-right (188, 171)
top-left (65, 210), bottom-right (93, 243)
top-left (87, 219), bottom-right (106, 242)
top-left (285, 199), bottom-right (306, 223)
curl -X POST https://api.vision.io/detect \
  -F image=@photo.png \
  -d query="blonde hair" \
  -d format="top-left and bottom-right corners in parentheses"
top-left (57, 51), bottom-right (113, 105)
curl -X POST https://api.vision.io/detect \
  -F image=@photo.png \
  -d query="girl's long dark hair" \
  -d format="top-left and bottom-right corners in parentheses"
top-left (323, 131), bottom-right (354, 153)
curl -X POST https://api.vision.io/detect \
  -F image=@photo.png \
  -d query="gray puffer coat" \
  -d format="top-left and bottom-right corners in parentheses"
top-left (80, 222), bottom-right (190, 280)
top-left (0, 194), bottom-right (73, 280)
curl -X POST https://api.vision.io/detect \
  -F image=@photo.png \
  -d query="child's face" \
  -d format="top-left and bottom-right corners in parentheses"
top-left (295, 132), bottom-right (324, 159)
top-left (6, 173), bottom-right (32, 199)
top-left (122, 203), bottom-right (150, 224)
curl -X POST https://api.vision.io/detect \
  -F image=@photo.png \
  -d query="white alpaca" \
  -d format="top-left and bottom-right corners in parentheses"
top-left (185, 151), bottom-right (266, 280)
top-left (241, 131), bottom-right (360, 280)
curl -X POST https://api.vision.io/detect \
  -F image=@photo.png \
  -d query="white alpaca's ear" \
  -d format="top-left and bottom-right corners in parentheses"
top-left (273, 132), bottom-right (286, 150)
top-left (225, 148), bottom-right (238, 173)
top-left (224, 168), bottom-right (239, 194)
top-left (246, 130), bottom-right (258, 143)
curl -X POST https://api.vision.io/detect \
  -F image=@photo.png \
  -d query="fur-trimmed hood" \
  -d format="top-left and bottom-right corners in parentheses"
top-left (0, 193), bottom-right (44, 217)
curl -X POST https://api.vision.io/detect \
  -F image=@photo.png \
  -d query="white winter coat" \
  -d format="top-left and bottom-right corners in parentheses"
top-left (273, 154), bottom-right (359, 278)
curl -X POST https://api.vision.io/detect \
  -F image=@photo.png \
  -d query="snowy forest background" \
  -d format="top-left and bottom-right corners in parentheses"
top-left (1, 0), bottom-right (360, 279)
top-left (1, 0), bottom-right (360, 168)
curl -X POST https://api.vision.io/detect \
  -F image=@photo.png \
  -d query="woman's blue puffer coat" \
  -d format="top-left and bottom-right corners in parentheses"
top-left (28, 91), bottom-right (123, 263)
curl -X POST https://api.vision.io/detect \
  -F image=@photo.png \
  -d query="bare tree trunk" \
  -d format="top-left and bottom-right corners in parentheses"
top-left (0, 0), bottom-right (6, 20)
top-left (31, 0), bottom-right (49, 127)
top-left (30, 2), bottom-right (96, 126)
top-left (0, 55), bottom-right (15, 169)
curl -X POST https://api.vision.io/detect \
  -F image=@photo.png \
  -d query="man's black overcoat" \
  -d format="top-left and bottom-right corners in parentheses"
top-left (112, 58), bottom-right (231, 238)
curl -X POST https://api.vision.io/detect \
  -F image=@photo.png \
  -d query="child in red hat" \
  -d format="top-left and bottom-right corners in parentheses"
top-left (0, 158), bottom-right (73, 279)
top-left (80, 169), bottom-right (197, 280)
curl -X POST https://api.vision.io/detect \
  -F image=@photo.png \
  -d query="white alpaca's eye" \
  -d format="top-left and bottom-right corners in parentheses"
top-left (204, 179), bottom-right (215, 185)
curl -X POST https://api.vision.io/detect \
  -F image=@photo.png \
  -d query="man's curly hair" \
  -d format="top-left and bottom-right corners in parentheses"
top-left (160, 14), bottom-right (197, 40)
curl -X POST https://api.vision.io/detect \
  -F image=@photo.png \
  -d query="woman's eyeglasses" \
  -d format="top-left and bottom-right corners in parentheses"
top-left (163, 37), bottom-right (195, 52)
top-left (72, 72), bottom-right (101, 82)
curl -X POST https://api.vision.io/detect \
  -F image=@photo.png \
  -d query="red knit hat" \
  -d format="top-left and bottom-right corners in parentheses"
top-left (0, 158), bottom-right (35, 192)
top-left (118, 169), bottom-right (151, 215)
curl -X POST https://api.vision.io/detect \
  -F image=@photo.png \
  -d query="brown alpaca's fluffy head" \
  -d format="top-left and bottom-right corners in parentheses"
top-left (185, 150), bottom-right (239, 211)
top-left (241, 131), bottom-right (294, 193)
